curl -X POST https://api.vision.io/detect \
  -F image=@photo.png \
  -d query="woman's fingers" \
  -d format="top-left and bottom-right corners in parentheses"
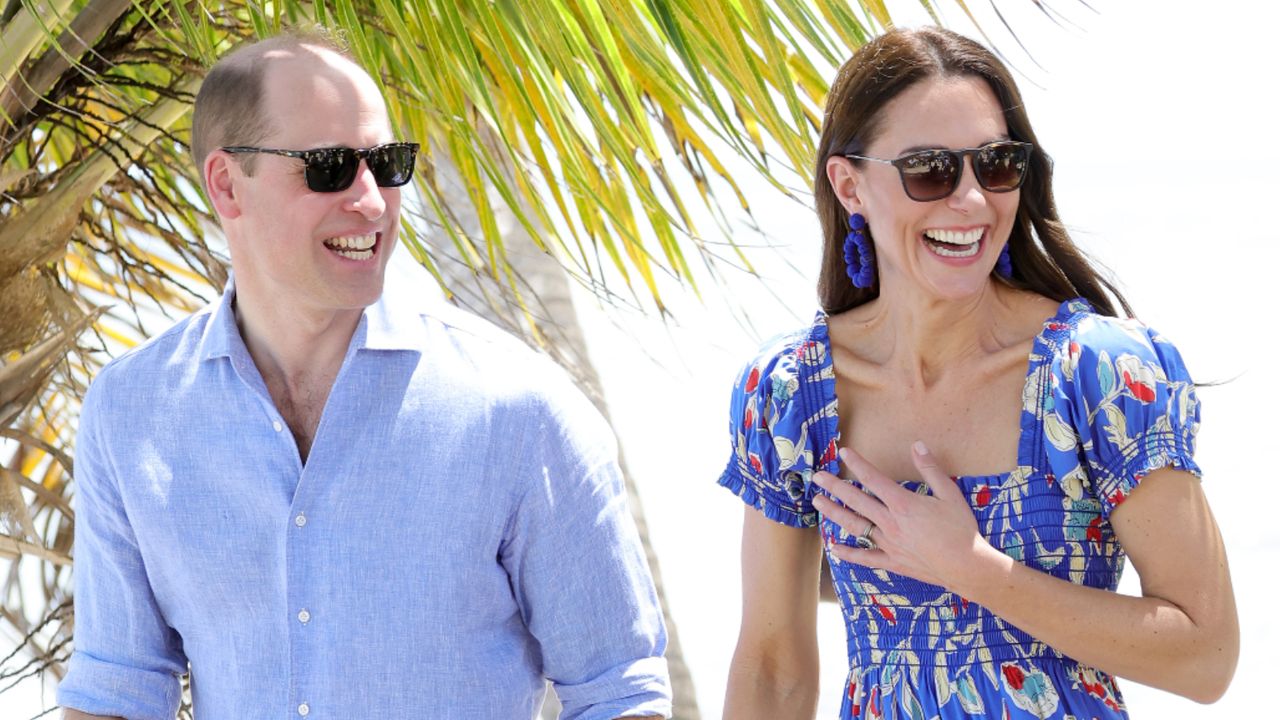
top-left (910, 441), bottom-right (964, 502)
top-left (828, 544), bottom-right (892, 568)
top-left (812, 470), bottom-right (887, 528)
top-left (811, 493), bottom-right (871, 534)
top-left (838, 446), bottom-right (911, 511)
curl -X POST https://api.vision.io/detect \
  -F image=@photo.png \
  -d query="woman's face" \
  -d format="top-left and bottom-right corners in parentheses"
top-left (835, 75), bottom-right (1020, 302)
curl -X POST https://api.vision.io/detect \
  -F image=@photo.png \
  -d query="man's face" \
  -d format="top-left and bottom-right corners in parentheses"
top-left (225, 48), bottom-right (402, 317)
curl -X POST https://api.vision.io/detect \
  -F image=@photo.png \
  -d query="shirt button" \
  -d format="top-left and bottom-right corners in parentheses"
top-left (273, 420), bottom-right (284, 433)
top-left (298, 702), bottom-right (310, 716)
top-left (298, 609), bottom-right (311, 624)
top-left (294, 513), bottom-right (307, 528)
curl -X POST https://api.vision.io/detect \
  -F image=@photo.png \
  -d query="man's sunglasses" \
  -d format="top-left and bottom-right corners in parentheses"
top-left (221, 142), bottom-right (419, 193)
top-left (842, 140), bottom-right (1032, 202)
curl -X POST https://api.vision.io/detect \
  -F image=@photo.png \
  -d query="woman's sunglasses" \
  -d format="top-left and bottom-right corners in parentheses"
top-left (221, 142), bottom-right (420, 193)
top-left (843, 141), bottom-right (1032, 202)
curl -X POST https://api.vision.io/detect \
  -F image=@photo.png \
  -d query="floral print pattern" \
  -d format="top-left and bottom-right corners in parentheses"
top-left (719, 299), bottom-right (1200, 719)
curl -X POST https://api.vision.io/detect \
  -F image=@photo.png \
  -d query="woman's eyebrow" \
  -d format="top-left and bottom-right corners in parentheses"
top-left (896, 134), bottom-right (1013, 155)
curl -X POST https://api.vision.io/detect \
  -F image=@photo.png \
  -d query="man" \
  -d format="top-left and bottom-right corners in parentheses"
top-left (58, 31), bottom-right (671, 720)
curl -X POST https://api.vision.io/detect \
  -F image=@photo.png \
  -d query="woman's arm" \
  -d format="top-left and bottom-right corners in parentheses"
top-left (815, 444), bottom-right (1239, 703)
top-left (966, 465), bottom-right (1238, 701)
top-left (723, 507), bottom-right (825, 720)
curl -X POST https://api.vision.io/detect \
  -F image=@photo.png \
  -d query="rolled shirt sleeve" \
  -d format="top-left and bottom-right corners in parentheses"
top-left (57, 378), bottom-right (187, 720)
top-left (500, 369), bottom-right (672, 720)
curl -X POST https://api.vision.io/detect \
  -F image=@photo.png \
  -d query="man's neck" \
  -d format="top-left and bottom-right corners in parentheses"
top-left (232, 285), bottom-right (363, 397)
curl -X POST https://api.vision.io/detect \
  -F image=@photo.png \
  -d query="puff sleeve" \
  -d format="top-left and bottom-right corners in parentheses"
top-left (718, 330), bottom-right (827, 529)
top-left (1043, 315), bottom-right (1202, 520)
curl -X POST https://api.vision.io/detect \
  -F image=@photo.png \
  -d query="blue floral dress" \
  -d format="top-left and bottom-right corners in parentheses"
top-left (719, 299), bottom-right (1201, 719)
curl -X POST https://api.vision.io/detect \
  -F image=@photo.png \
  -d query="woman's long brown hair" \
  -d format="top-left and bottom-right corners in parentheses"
top-left (814, 27), bottom-right (1132, 317)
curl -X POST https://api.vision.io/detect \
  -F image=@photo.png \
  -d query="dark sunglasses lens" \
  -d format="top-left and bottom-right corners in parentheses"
top-left (899, 151), bottom-right (959, 201)
top-left (975, 144), bottom-right (1030, 192)
top-left (367, 144), bottom-right (417, 187)
top-left (305, 149), bottom-right (360, 192)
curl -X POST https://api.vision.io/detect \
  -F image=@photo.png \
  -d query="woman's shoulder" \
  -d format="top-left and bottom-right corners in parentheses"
top-left (726, 312), bottom-right (835, 469)
top-left (721, 314), bottom-right (830, 528)
top-left (1040, 299), bottom-right (1192, 384)
top-left (731, 312), bottom-right (833, 394)
top-left (1037, 299), bottom-right (1202, 515)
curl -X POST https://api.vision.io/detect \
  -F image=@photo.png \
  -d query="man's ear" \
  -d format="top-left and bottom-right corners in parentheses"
top-left (205, 151), bottom-right (242, 220)
top-left (825, 155), bottom-right (867, 216)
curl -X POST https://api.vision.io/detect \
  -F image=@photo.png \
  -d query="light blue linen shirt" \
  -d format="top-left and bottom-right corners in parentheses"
top-left (57, 280), bottom-right (671, 720)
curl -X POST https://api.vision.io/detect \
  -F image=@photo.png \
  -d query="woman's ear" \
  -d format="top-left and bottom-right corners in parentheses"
top-left (205, 151), bottom-right (243, 221)
top-left (825, 155), bottom-right (865, 216)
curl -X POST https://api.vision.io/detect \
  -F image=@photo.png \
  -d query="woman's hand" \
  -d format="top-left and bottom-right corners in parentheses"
top-left (811, 441), bottom-right (1003, 594)
top-left (814, 446), bottom-right (1238, 701)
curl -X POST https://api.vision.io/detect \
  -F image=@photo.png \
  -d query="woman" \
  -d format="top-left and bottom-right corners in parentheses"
top-left (719, 27), bottom-right (1238, 719)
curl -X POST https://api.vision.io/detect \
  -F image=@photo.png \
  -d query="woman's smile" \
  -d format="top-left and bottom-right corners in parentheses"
top-left (921, 226), bottom-right (986, 260)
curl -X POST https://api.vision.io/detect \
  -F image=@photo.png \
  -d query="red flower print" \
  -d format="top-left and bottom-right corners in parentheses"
top-left (975, 485), bottom-right (992, 507)
top-left (1046, 321), bottom-right (1069, 331)
top-left (821, 439), bottom-right (838, 465)
top-left (1074, 667), bottom-right (1108, 699)
top-left (1045, 472), bottom-right (1056, 487)
top-left (1087, 516), bottom-right (1103, 545)
top-left (743, 406), bottom-right (754, 431)
top-left (1116, 354), bottom-right (1157, 403)
top-left (1109, 489), bottom-right (1128, 508)
top-left (795, 341), bottom-right (820, 361)
top-left (744, 366), bottom-right (761, 393)
top-left (869, 594), bottom-right (896, 624)
top-left (749, 453), bottom-right (762, 474)
top-left (1123, 372), bottom-right (1156, 402)
top-left (1002, 663), bottom-right (1026, 690)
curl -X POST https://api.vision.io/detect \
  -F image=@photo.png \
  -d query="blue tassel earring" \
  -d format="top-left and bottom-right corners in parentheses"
top-left (996, 242), bottom-right (1013, 279)
top-left (843, 212), bottom-right (875, 288)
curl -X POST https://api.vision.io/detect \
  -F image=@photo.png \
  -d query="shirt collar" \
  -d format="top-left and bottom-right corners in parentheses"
top-left (198, 275), bottom-right (428, 362)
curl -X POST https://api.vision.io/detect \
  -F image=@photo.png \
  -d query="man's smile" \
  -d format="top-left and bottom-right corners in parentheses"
top-left (324, 232), bottom-right (378, 260)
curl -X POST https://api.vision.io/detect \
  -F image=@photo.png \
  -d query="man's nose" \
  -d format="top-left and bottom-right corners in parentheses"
top-left (343, 159), bottom-right (387, 219)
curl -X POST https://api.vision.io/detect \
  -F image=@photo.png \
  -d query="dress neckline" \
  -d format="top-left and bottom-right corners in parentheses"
top-left (806, 297), bottom-right (1091, 485)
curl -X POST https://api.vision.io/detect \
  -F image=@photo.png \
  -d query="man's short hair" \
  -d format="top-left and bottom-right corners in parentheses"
top-left (190, 27), bottom-right (354, 189)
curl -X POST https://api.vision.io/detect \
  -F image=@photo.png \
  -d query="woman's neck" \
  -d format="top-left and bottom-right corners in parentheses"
top-left (845, 282), bottom-right (1024, 389)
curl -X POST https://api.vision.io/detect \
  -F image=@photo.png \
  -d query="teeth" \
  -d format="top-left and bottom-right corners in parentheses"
top-left (923, 228), bottom-right (983, 245)
top-left (325, 234), bottom-right (377, 251)
top-left (930, 242), bottom-right (980, 258)
top-left (331, 248), bottom-right (374, 260)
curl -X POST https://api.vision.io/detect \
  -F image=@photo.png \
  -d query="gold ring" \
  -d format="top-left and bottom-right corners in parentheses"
top-left (856, 520), bottom-right (877, 549)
